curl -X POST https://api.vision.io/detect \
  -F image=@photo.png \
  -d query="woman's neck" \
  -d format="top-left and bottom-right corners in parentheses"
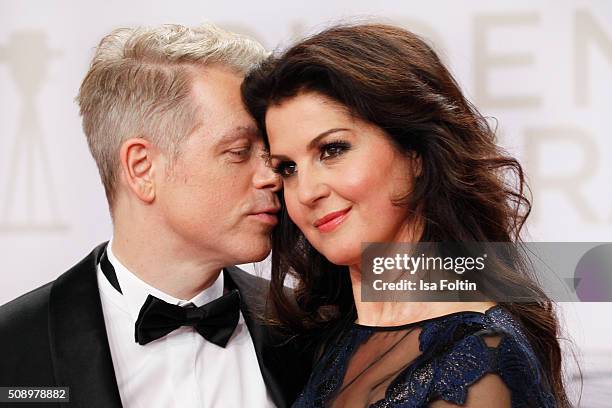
top-left (348, 265), bottom-right (496, 326)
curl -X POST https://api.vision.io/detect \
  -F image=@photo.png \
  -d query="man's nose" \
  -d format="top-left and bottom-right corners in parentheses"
top-left (253, 157), bottom-right (281, 192)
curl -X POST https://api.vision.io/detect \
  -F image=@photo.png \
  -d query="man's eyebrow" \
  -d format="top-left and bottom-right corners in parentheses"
top-left (217, 126), bottom-right (260, 144)
top-left (269, 128), bottom-right (350, 160)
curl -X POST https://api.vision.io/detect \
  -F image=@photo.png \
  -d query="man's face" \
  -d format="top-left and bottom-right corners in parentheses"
top-left (155, 66), bottom-right (281, 266)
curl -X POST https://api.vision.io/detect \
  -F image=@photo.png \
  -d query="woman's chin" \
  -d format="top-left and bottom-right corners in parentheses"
top-left (321, 251), bottom-right (359, 267)
top-left (310, 239), bottom-right (361, 266)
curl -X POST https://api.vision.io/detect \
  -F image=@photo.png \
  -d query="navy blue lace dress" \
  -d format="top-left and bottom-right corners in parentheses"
top-left (293, 306), bottom-right (556, 407)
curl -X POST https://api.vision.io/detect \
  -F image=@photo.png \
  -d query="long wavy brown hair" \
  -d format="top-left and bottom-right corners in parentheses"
top-left (242, 23), bottom-right (570, 407)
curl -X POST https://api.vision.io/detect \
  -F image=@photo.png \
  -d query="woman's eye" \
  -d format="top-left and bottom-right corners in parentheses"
top-left (320, 141), bottom-right (350, 160)
top-left (272, 161), bottom-right (297, 178)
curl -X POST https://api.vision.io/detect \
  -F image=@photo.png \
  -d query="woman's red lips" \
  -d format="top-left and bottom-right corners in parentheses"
top-left (313, 207), bottom-right (352, 232)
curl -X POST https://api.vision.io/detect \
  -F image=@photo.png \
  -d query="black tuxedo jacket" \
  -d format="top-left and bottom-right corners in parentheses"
top-left (0, 243), bottom-right (313, 408)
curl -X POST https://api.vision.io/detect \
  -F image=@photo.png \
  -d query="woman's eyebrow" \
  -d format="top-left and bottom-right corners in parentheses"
top-left (269, 128), bottom-right (350, 160)
top-left (306, 128), bottom-right (350, 150)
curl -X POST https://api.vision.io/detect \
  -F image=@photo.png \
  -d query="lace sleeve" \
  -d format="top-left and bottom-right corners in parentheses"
top-left (427, 330), bottom-right (511, 407)
top-left (429, 373), bottom-right (511, 407)
top-left (426, 330), bottom-right (554, 408)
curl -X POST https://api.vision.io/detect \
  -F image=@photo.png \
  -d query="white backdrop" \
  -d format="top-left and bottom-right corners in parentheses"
top-left (1, 0), bottom-right (611, 405)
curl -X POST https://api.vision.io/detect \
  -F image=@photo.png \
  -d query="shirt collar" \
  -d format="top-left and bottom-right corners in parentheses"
top-left (106, 239), bottom-right (225, 322)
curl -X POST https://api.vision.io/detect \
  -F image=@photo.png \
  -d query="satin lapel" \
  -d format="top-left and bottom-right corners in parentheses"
top-left (224, 267), bottom-right (289, 408)
top-left (48, 242), bottom-right (123, 408)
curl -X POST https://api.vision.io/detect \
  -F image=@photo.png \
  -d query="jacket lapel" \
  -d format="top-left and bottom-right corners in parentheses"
top-left (225, 266), bottom-right (311, 408)
top-left (48, 242), bottom-right (123, 408)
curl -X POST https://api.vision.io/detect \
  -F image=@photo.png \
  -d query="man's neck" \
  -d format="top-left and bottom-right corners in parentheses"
top-left (110, 230), bottom-right (223, 301)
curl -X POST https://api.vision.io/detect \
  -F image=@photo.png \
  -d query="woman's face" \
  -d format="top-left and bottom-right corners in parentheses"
top-left (266, 92), bottom-right (420, 267)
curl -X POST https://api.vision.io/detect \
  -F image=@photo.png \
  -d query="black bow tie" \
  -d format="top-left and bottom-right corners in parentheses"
top-left (99, 248), bottom-right (240, 348)
top-left (134, 291), bottom-right (240, 347)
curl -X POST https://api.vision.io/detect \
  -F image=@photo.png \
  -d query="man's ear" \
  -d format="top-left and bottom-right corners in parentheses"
top-left (119, 138), bottom-right (156, 204)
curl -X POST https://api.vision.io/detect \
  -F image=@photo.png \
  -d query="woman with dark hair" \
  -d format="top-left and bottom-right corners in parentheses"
top-left (242, 24), bottom-right (569, 407)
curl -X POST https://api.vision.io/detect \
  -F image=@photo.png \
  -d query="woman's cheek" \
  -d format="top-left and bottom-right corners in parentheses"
top-left (284, 194), bottom-right (306, 229)
top-left (335, 168), bottom-right (376, 201)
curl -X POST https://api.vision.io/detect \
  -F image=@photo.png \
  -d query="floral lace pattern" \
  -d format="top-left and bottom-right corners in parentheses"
top-left (293, 306), bottom-right (556, 408)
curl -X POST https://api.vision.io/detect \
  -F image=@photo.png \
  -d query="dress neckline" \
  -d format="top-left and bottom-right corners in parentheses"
top-left (352, 305), bottom-right (501, 332)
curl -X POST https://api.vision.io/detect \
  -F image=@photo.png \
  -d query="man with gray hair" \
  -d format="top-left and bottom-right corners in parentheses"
top-left (0, 24), bottom-right (312, 408)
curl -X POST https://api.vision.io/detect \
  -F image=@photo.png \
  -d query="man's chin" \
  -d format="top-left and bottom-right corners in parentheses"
top-left (232, 242), bottom-right (272, 265)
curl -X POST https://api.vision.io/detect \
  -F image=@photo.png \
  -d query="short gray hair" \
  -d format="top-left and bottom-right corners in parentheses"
top-left (76, 23), bottom-right (267, 207)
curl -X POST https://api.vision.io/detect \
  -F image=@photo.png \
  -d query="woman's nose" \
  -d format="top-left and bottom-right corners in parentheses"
top-left (296, 166), bottom-right (330, 206)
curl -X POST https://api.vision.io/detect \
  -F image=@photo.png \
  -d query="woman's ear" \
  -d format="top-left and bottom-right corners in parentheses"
top-left (119, 138), bottom-right (156, 204)
top-left (410, 151), bottom-right (422, 178)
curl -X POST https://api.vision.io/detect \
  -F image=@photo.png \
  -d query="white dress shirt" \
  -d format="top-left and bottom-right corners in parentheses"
top-left (96, 241), bottom-right (275, 408)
